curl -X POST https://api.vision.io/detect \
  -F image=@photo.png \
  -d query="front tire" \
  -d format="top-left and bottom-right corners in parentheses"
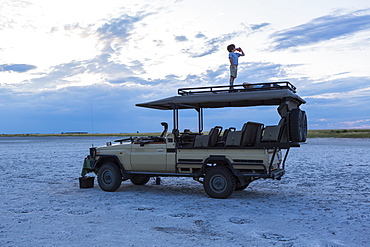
top-left (98, 162), bottom-right (122, 192)
top-left (204, 166), bottom-right (236, 199)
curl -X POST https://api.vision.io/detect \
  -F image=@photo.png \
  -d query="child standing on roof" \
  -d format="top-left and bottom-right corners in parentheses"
top-left (227, 44), bottom-right (245, 89)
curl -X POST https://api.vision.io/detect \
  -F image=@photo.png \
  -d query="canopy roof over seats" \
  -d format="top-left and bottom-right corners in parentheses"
top-left (136, 82), bottom-right (306, 110)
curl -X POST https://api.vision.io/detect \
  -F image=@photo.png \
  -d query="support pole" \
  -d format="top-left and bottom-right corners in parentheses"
top-left (196, 107), bottom-right (203, 133)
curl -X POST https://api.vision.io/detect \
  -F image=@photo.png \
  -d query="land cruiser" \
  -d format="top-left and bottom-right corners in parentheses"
top-left (80, 82), bottom-right (307, 198)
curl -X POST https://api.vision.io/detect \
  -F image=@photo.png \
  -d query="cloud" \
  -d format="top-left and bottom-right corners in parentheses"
top-left (300, 76), bottom-right (370, 98)
top-left (287, 75), bottom-right (370, 129)
top-left (0, 84), bottom-right (151, 133)
top-left (2, 12), bottom-right (157, 92)
top-left (337, 119), bottom-right (370, 129)
top-left (93, 11), bottom-right (155, 56)
top-left (270, 9), bottom-right (370, 50)
top-left (153, 39), bottom-right (164, 47)
top-left (25, 53), bottom-right (139, 91)
top-left (108, 76), bottom-right (168, 86)
top-left (2, 59), bottom-right (370, 133)
top-left (0, 64), bottom-right (37, 72)
top-left (2, 2), bottom-right (370, 133)
top-left (250, 22), bottom-right (270, 31)
top-left (195, 33), bottom-right (207, 39)
top-left (238, 62), bottom-right (289, 82)
top-left (25, 60), bottom-right (91, 90)
top-left (97, 12), bottom-right (152, 42)
top-left (174, 35), bottom-right (188, 42)
top-left (185, 31), bottom-right (244, 58)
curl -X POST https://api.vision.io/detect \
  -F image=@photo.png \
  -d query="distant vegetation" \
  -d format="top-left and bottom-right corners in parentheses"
top-left (0, 132), bottom-right (159, 137)
top-left (307, 129), bottom-right (370, 138)
top-left (1, 129), bottom-right (370, 138)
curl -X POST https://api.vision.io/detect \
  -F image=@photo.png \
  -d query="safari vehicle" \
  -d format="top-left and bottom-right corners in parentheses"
top-left (81, 82), bottom-right (307, 198)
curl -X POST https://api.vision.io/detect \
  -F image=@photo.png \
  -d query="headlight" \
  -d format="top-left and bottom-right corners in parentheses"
top-left (89, 147), bottom-right (97, 159)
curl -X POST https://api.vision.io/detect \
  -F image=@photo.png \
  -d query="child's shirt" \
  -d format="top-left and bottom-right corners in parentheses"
top-left (229, 52), bottom-right (242, 65)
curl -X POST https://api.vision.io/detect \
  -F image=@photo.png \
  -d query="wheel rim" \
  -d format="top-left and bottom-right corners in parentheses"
top-left (102, 170), bottom-right (113, 185)
top-left (210, 175), bottom-right (227, 193)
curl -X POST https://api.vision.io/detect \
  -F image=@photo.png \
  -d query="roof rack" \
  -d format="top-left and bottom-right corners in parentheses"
top-left (178, 81), bottom-right (296, 95)
top-left (136, 81), bottom-right (305, 110)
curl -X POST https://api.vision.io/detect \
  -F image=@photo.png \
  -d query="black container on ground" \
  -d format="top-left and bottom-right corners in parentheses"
top-left (79, 176), bottom-right (94, 188)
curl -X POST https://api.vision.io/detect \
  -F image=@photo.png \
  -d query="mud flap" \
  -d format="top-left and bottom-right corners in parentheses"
top-left (81, 157), bottom-right (95, 177)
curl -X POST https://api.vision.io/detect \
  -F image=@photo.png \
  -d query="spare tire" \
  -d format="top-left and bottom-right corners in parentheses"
top-left (300, 111), bottom-right (307, 142)
top-left (289, 109), bottom-right (307, 142)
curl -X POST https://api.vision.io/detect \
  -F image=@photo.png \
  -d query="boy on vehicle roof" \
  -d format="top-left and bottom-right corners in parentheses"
top-left (227, 44), bottom-right (245, 89)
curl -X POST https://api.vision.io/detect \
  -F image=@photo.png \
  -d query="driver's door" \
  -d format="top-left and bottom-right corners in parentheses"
top-left (130, 141), bottom-right (167, 172)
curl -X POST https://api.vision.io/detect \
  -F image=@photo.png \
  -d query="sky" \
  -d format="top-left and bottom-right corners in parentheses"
top-left (1, 0), bottom-right (370, 134)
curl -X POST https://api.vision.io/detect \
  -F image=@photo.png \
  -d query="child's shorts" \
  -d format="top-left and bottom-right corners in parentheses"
top-left (230, 65), bottom-right (238, 78)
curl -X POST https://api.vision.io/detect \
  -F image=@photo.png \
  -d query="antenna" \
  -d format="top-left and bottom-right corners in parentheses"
top-left (91, 103), bottom-right (94, 147)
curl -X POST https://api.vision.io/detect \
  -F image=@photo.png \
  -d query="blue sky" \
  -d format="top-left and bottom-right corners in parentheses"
top-left (1, 0), bottom-right (370, 134)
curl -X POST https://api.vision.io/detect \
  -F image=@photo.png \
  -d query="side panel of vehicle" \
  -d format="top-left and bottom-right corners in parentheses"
top-left (97, 144), bottom-right (132, 170)
top-left (176, 148), bottom-right (281, 173)
top-left (130, 142), bottom-right (167, 172)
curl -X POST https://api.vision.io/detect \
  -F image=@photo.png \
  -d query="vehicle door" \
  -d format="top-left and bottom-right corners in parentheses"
top-left (130, 138), bottom-right (167, 172)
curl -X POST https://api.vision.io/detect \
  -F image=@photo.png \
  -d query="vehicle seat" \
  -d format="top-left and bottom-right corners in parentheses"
top-left (223, 127), bottom-right (236, 141)
top-left (261, 125), bottom-right (281, 142)
top-left (193, 134), bottom-right (208, 147)
top-left (217, 127), bottom-right (236, 146)
top-left (225, 122), bottom-right (250, 147)
top-left (193, 126), bottom-right (222, 147)
top-left (241, 122), bottom-right (264, 146)
top-left (225, 130), bottom-right (243, 147)
top-left (172, 129), bottom-right (180, 140)
top-left (208, 126), bottom-right (222, 147)
top-left (261, 118), bottom-right (286, 142)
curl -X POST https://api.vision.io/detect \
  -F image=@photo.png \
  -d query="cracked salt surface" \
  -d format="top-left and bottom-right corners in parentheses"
top-left (0, 137), bottom-right (369, 246)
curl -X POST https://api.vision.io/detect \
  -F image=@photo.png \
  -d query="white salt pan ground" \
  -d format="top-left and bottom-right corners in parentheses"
top-left (0, 137), bottom-right (369, 246)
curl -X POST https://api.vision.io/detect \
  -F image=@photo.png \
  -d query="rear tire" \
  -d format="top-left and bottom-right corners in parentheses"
top-left (130, 175), bottom-right (150, 185)
top-left (204, 166), bottom-right (236, 199)
top-left (98, 162), bottom-right (122, 192)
